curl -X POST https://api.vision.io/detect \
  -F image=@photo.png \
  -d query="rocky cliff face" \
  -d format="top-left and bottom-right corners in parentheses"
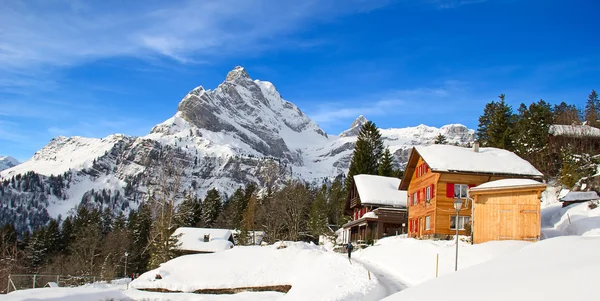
top-left (0, 67), bottom-right (475, 232)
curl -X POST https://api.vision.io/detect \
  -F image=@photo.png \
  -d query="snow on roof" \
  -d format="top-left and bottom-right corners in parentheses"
top-left (172, 227), bottom-right (234, 253)
top-left (354, 174), bottom-right (407, 207)
top-left (415, 145), bottom-right (543, 177)
top-left (470, 179), bottom-right (546, 191)
top-left (548, 124), bottom-right (600, 138)
top-left (559, 191), bottom-right (600, 202)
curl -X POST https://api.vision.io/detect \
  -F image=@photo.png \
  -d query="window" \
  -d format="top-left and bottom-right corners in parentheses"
top-left (426, 186), bottom-right (431, 201)
top-left (413, 192), bottom-right (418, 205)
top-left (450, 216), bottom-right (471, 230)
top-left (454, 184), bottom-right (468, 199)
top-left (425, 216), bottom-right (431, 230)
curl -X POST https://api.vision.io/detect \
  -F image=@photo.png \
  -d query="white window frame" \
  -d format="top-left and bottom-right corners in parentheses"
top-left (454, 184), bottom-right (469, 199)
top-left (425, 216), bottom-right (431, 230)
top-left (413, 192), bottom-right (418, 205)
top-left (426, 186), bottom-right (431, 201)
top-left (450, 216), bottom-right (471, 230)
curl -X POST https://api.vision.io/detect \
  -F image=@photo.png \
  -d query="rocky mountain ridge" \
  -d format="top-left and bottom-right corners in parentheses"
top-left (0, 66), bottom-right (475, 232)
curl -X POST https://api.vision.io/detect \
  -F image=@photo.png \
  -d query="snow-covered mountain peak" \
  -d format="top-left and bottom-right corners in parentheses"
top-left (225, 66), bottom-right (251, 82)
top-left (339, 115), bottom-right (369, 137)
top-left (0, 156), bottom-right (19, 172)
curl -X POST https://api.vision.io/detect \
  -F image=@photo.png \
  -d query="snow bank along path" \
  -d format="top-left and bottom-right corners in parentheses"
top-left (382, 236), bottom-right (600, 301)
top-left (354, 236), bottom-right (530, 287)
top-left (131, 242), bottom-right (385, 300)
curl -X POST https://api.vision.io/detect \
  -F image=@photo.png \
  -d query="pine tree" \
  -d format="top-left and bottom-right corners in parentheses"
top-left (378, 148), bottom-right (394, 177)
top-left (327, 176), bottom-right (347, 227)
top-left (175, 195), bottom-right (201, 227)
top-left (553, 102), bottom-right (582, 125)
top-left (202, 188), bottom-right (222, 228)
top-left (128, 204), bottom-right (151, 275)
top-left (346, 121), bottom-right (384, 190)
top-left (308, 185), bottom-right (329, 239)
top-left (477, 94), bottom-right (515, 150)
top-left (60, 216), bottom-right (75, 253)
top-left (585, 89), bottom-right (600, 127)
top-left (239, 194), bottom-right (257, 245)
top-left (513, 100), bottom-right (554, 174)
top-left (229, 188), bottom-right (247, 230)
top-left (434, 133), bottom-right (448, 144)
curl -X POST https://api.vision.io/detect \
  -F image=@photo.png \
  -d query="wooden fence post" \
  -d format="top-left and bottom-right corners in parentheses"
top-left (6, 275), bottom-right (10, 293)
top-left (436, 254), bottom-right (439, 278)
top-left (33, 274), bottom-right (37, 289)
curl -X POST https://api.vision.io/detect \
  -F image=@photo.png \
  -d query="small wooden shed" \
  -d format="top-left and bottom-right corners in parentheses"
top-left (469, 179), bottom-right (546, 244)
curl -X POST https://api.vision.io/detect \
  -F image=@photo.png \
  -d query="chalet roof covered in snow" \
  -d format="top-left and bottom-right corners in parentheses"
top-left (354, 174), bottom-right (407, 207)
top-left (172, 227), bottom-right (234, 253)
top-left (548, 124), bottom-right (600, 138)
top-left (559, 191), bottom-right (600, 202)
top-left (470, 179), bottom-right (546, 192)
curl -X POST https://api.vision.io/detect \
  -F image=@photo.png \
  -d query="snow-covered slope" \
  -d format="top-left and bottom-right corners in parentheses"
top-left (0, 66), bottom-right (475, 231)
top-left (382, 236), bottom-right (600, 301)
top-left (0, 156), bottom-right (19, 171)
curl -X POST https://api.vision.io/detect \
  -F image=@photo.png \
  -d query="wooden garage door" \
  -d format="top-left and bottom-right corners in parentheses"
top-left (497, 205), bottom-right (515, 240)
top-left (518, 204), bottom-right (540, 241)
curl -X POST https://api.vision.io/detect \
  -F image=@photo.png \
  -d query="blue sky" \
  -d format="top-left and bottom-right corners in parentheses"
top-left (1, 0), bottom-right (599, 162)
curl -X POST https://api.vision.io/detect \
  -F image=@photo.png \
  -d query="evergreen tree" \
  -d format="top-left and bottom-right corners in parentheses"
top-left (175, 195), bottom-right (201, 227)
top-left (553, 102), bottom-right (582, 125)
top-left (585, 89), bottom-right (600, 127)
top-left (45, 218), bottom-right (61, 255)
top-left (346, 121), bottom-right (384, 190)
top-left (378, 148), bottom-right (394, 177)
top-left (392, 168), bottom-right (404, 179)
top-left (202, 188), bottom-right (222, 228)
top-left (128, 204), bottom-right (151, 275)
top-left (101, 207), bottom-right (114, 235)
top-left (477, 94), bottom-right (515, 150)
top-left (308, 185), bottom-right (329, 239)
top-left (60, 217), bottom-right (75, 253)
top-left (434, 133), bottom-right (448, 144)
top-left (229, 187), bottom-right (247, 230)
top-left (513, 100), bottom-right (554, 174)
top-left (24, 227), bottom-right (49, 272)
top-left (327, 176), bottom-right (347, 227)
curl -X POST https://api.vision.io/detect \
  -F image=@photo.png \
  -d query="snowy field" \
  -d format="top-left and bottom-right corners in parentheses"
top-left (6, 184), bottom-right (600, 301)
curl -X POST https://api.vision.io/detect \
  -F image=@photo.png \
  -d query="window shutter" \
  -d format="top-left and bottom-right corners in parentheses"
top-left (446, 183), bottom-right (454, 198)
top-left (422, 188), bottom-right (426, 202)
top-left (430, 184), bottom-right (435, 198)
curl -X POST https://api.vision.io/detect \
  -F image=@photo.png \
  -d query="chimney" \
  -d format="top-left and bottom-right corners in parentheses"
top-left (473, 140), bottom-right (479, 153)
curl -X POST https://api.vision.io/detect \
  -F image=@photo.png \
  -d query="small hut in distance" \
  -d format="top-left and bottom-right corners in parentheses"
top-left (171, 227), bottom-right (235, 256)
top-left (559, 191), bottom-right (600, 208)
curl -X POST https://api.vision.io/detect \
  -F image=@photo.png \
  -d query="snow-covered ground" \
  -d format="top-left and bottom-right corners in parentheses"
top-left (353, 236), bottom-right (530, 287)
top-left (7, 184), bottom-right (600, 301)
top-left (382, 236), bottom-right (600, 301)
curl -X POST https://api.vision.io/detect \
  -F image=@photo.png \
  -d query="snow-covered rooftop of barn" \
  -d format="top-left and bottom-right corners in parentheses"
top-left (548, 124), bottom-right (600, 138)
top-left (559, 191), bottom-right (600, 202)
top-left (415, 145), bottom-right (543, 177)
top-left (354, 174), bottom-right (407, 207)
top-left (471, 179), bottom-right (546, 191)
top-left (172, 227), bottom-right (234, 253)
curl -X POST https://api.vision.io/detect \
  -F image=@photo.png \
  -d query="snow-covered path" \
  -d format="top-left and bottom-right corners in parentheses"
top-left (351, 256), bottom-right (408, 297)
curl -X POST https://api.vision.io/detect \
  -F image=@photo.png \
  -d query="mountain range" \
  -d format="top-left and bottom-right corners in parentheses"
top-left (0, 156), bottom-right (19, 172)
top-left (0, 66), bottom-right (474, 232)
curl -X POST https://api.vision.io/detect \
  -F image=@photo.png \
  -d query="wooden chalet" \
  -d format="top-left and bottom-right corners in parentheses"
top-left (343, 174), bottom-right (408, 243)
top-left (559, 191), bottom-right (600, 207)
top-left (469, 179), bottom-right (546, 243)
top-left (400, 142), bottom-right (544, 240)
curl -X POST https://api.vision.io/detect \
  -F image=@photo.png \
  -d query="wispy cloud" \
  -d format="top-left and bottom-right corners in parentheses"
top-left (428, 0), bottom-right (488, 9)
top-left (307, 80), bottom-right (478, 130)
top-left (0, 0), bottom-right (393, 77)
